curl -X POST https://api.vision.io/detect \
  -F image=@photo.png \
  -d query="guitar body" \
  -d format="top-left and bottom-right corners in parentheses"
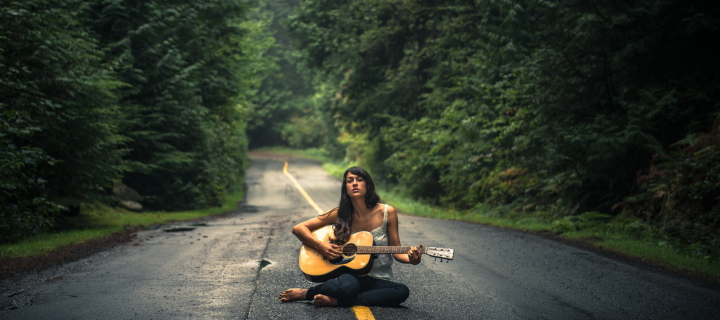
top-left (298, 225), bottom-right (455, 283)
top-left (299, 225), bottom-right (375, 282)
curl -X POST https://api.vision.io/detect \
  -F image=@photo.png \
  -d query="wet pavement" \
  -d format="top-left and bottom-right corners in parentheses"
top-left (2, 156), bottom-right (720, 319)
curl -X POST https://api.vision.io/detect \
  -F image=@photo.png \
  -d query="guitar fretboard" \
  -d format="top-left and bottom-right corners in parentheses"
top-left (355, 246), bottom-right (428, 254)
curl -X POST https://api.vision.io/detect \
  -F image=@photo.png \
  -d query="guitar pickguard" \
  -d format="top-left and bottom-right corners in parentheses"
top-left (329, 256), bottom-right (355, 265)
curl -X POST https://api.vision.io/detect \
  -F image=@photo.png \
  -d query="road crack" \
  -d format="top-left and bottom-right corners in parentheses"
top-left (244, 226), bottom-right (278, 319)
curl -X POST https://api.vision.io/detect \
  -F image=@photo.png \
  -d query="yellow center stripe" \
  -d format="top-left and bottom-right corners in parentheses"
top-left (282, 161), bottom-right (377, 320)
top-left (283, 161), bottom-right (323, 214)
top-left (352, 306), bottom-right (376, 320)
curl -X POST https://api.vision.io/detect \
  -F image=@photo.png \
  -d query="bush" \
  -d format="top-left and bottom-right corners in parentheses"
top-left (621, 115), bottom-right (720, 253)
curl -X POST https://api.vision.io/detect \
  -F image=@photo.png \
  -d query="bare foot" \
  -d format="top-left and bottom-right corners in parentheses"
top-left (279, 288), bottom-right (307, 302)
top-left (313, 294), bottom-right (338, 307)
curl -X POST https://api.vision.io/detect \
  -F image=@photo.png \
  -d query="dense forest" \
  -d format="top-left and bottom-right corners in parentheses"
top-left (252, 0), bottom-right (720, 254)
top-left (2, 0), bottom-right (718, 256)
top-left (1, 0), bottom-right (274, 242)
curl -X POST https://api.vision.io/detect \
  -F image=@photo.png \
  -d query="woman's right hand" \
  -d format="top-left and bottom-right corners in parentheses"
top-left (316, 242), bottom-right (342, 260)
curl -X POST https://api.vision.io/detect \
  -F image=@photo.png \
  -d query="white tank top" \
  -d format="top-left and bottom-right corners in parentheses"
top-left (366, 204), bottom-right (394, 281)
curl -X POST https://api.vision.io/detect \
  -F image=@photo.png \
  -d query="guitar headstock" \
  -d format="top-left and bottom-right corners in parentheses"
top-left (426, 246), bottom-right (454, 261)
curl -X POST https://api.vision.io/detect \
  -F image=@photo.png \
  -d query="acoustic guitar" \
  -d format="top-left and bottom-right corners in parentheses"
top-left (298, 225), bottom-right (455, 282)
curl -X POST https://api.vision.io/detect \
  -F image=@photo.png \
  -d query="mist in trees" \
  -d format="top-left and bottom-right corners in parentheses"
top-left (247, 0), bottom-right (345, 158)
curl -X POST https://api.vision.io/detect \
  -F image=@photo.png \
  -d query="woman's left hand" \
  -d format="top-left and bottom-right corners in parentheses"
top-left (408, 245), bottom-right (423, 265)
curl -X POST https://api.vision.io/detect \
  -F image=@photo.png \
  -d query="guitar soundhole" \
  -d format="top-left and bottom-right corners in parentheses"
top-left (343, 243), bottom-right (357, 256)
top-left (328, 243), bottom-right (357, 265)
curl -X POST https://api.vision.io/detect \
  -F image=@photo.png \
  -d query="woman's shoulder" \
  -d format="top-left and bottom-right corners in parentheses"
top-left (380, 203), bottom-right (397, 216)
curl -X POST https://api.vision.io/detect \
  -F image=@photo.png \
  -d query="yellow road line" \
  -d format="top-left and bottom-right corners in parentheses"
top-left (351, 306), bottom-right (376, 320)
top-left (282, 161), bottom-right (377, 320)
top-left (283, 161), bottom-right (323, 214)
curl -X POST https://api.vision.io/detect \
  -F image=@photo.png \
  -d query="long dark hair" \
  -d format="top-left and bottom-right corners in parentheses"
top-left (331, 166), bottom-right (381, 244)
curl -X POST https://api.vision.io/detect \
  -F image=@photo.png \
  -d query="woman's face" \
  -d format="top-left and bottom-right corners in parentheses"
top-left (345, 172), bottom-right (366, 199)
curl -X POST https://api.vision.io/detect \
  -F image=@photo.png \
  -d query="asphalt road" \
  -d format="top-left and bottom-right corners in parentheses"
top-left (2, 155), bottom-right (719, 319)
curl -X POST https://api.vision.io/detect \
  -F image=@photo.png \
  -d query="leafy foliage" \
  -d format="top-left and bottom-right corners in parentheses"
top-left (93, 0), bottom-right (272, 210)
top-left (247, 0), bottom-right (315, 149)
top-left (1, 0), bottom-right (273, 242)
top-left (1, 0), bottom-right (126, 242)
top-left (284, 0), bottom-right (720, 248)
top-left (621, 115), bottom-right (720, 256)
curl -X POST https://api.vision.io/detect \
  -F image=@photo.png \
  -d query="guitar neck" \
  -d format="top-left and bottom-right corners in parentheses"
top-left (356, 246), bottom-right (427, 255)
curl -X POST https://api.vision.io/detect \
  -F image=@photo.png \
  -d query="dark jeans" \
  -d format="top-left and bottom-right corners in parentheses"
top-left (305, 273), bottom-right (410, 307)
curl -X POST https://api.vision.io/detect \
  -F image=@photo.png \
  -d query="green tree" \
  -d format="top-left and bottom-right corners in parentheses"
top-left (287, 0), bottom-right (720, 229)
top-left (247, 0), bottom-right (316, 149)
top-left (1, 0), bottom-right (126, 242)
top-left (94, 0), bottom-right (272, 209)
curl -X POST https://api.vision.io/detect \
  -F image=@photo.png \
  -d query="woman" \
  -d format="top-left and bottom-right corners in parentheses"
top-left (279, 166), bottom-right (422, 307)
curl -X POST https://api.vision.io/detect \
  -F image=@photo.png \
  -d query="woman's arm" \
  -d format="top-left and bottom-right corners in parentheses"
top-left (291, 208), bottom-right (342, 260)
top-left (387, 206), bottom-right (422, 265)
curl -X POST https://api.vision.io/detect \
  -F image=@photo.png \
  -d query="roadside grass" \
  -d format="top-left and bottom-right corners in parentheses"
top-left (0, 183), bottom-right (245, 259)
top-left (382, 188), bottom-right (720, 282)
top-left (257, 147), bottom-right (720, 282)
